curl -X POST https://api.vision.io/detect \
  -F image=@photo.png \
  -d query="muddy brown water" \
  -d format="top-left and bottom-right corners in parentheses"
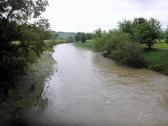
top-left (28, 43), bottom-right (168, 126)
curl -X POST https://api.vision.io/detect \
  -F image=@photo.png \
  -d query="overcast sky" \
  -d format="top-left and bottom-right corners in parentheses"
top-left (42, 0), bottom-right (168, 32)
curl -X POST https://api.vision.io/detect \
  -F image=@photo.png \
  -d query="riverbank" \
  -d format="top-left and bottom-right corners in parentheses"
top-left (0, 51), bottom-right (55, 121)
top-left (0, 39), bottom-right (64, 122)
top-left (75, 41), bottom-right (168, 75)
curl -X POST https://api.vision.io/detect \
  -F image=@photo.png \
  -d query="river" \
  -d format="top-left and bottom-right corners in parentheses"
top-left (28, 43), bottom-right (168, 126)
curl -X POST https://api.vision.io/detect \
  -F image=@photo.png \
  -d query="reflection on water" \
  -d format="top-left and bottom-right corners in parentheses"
top-left (29, 43), bottom-right (168, 126)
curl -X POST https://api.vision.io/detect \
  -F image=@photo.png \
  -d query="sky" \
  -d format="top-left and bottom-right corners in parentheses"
top-left (42, 0), bottom-right (168, 32)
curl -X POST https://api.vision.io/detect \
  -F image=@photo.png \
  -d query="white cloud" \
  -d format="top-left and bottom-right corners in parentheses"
top-left (42, 0), bottom-right (168, 32)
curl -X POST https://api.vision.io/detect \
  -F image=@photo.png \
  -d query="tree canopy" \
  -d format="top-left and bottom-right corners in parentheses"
top-left (0, 0), bottom-right (49, 94)
top-left (0, 0), bottom-right (48, 22)
top-left (119, 18), bottom-right (161, 50)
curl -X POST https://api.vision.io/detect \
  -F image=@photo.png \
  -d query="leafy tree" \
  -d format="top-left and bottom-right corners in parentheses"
top-left (119, 20), bottom-right (133, 34)
top-left (133, 18), bottom-right (161, 50)
top-left (80, 32), bottom-right (86, 43)
top-left (75, 32), bottom-right (90, 43)
top-left (85, 33), bottom-right (93, 40)
top-left (133, 18), bottom-right (146, 26)
top-left (65, 36), bottom-right (74, 43)
top-left (75, 32), bottom-right (81, 42)
top-left (94, 28), bottom-right (102, 38)
top-left (0, 0), bottom-right (48, 22)
top-left (0, 0), bottom-right (49, 93)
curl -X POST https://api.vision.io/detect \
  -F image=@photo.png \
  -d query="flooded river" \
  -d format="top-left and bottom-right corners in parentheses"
top-left (30, 43), bottom-right (168, 126)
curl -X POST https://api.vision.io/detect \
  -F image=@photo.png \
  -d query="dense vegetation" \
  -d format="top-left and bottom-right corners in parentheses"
top-left (0, 0), bottom-right (63, 121)
top-left (0, 51), bottom-right (55, 121)
top-left (75, 18), bottom-right (168, 75)
top-left (0, 0), bottom-right (51, 94)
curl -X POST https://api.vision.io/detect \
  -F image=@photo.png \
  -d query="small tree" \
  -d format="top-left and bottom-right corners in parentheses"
top-left (133, 18), bottom-right (161, 50)
top-left (80, 32), bottom-right (86, 43)
top-left (75, 32), bottom-right (81, 42)
top-left (94, 28), bottom-right (102, 38)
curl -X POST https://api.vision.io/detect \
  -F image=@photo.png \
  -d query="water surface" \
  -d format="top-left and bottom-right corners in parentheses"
top-left (31, 43), bottom-right (168, 126)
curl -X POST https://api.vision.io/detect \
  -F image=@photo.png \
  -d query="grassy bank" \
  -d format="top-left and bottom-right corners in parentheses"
top-left (75, 39), bottom-right (168, 75)
top-left (75, 40), bottom-right (94, 49)
top-left (144, 49), bottom-right (168, 75)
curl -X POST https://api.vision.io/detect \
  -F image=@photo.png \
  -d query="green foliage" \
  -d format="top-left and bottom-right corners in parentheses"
top-left (65, 36), bottom-right (74, 43)
top-left (154, 42), bottom-right (168, 49)
top-left (74, 32), bottom-right (93, 43)
top-left (166, 27), bottom-right (168, 43)
top-left (0, 0), bottom-right (48, 22)
top-left (44, 39), bottom-right (66, 51)
top-left (144, 49), bottom-right (168, 75)
top-left (94, 28), bottom-right (102, 38)
top-left (75, 40), bottom-right (94, 49)
top-left (77, 18), bottom-right (167, 74)
top-left (133, 18), bottom-right (161, 50)
top-left (0, 0), bottom-right (49, 93)
top-left (80, 33), bottom-right (86, 43)
top-left (119, 18), bottom-right (161, 50)
top-left (133, 18), bottom-right (146, 25)
top-left (119, 20), bottom-right (133, 34)
top-left (0, 52), bottom-right (55, 120)
top-left (93, 31), bottom-right (145, 67)
top-left (75, 32), bottom-right (81, 41)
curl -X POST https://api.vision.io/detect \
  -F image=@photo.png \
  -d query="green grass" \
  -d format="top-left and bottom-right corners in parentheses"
top-left (154, 42), bottom-right (168, 49)
top-left (144, 42), bottom-right (168, 75)
top-left (144, 49), bottom-right (168, 75)
top-left (75, 40), bottom-right (94, 49)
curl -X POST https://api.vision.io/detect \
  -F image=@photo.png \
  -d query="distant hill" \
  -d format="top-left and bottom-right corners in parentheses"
top-left (56, 32), bottom-right (76, 38)
top-left (49, 31), bottom-right (76, 39)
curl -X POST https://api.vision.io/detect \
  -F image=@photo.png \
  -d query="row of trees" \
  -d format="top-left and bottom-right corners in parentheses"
top-left (75, 18), bottom-right (168, 51)
top-left (74, 32), bottom-right (93, 43)
top-left (81, 18), bottom-right (168, 68)
top-left (74, 28), bottom-right (103, 43)
top-left (0, 0), bottom-right (50, 94)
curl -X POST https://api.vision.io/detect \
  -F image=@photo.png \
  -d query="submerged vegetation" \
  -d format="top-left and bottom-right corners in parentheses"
top-left (75, 18), bottom-right (168, 75)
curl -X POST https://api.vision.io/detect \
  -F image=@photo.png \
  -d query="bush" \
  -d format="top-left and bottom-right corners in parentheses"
top-left (94, 31), bottom-right (145, 67)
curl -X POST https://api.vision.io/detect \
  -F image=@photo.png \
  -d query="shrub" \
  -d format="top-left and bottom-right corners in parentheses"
top-left (94, 31), bottom-right (145, 67)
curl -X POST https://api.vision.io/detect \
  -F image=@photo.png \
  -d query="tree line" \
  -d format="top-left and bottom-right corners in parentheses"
top-left (75, 17), bottom-right (168, 72)
top-left (75, 18), bottom-right (168, 50)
